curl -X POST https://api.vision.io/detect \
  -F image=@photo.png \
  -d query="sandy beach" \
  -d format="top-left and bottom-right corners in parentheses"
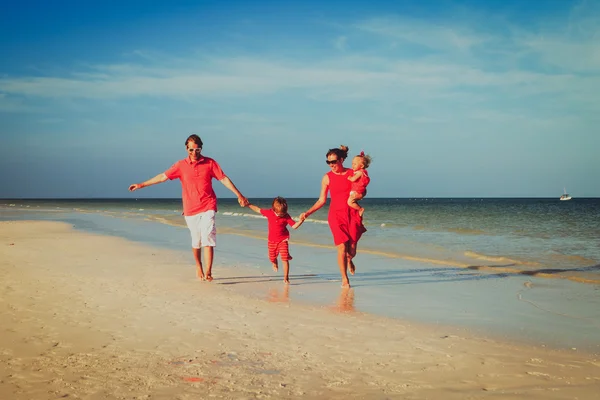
top-left (1, 220), bottom-right (599, 399)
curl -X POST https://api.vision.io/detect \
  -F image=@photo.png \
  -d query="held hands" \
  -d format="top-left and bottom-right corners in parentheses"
top-left (238, 196), bottom-right (249, 207)
top-left (299, 212), bottom-right (308, 221)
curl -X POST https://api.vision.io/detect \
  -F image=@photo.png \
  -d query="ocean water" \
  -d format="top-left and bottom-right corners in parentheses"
top-left (2, 198), bottom-right (600, 351)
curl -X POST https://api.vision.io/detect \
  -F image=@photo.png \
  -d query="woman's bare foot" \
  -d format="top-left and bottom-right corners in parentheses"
top-left (272, 263), bottom-right (278, 272)
top-left (196, 266), bottom-right (205, 280)
top-left (358, 207), bottom-right (365, 217)
top-left (205, 274), bottom-right (213, 282)
top-left (348, 260), bottom-right (356, 275)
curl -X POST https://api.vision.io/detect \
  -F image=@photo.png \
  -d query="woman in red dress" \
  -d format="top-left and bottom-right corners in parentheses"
top-left (300, 145), bottom-right (367, 288)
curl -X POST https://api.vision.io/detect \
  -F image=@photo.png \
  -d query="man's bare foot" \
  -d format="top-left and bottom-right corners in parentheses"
top-left (348, 260), bottom-right (356, 275)
top-left (272, 263), bottom-right (278, 272)
top-left (284, 277), bottom-right (290, 284)
top-left (358, 207), bottom-right (365, 217)
top-left (196, 266), bottom-right (205, 280)
top-left (205, 274), bottom-right (213, 282)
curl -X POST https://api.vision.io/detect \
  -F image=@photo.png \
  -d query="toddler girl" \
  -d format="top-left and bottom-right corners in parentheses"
top-left (348, 151), bottom-right (371, 217)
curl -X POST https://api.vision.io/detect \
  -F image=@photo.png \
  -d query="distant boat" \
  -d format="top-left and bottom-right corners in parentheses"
top-left (560, 188), bottom-right (572, 201)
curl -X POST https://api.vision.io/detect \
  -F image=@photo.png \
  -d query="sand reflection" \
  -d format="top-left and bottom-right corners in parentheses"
top-left (332, 287), bottom-right (355, 313)
top-left (267, 285), bottom-right (290, 303)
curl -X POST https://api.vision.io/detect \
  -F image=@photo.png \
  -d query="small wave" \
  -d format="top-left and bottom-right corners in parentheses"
top-left (222, 212), bottom-right (265, 219)
top-left (412, 225), bottom-right (486, 235)
top-left (144, 215), bottom-right (187, 228)
top-left (376, 222), bottom-right (408, 229)
top-left (1, 206), bottom-right (62, 213)
top-left (219, 211), bottom-right (329, 224)
top-left (302, 218), bottom-right (328, 225)
top-left (464, 251), bottom-right (541, 267)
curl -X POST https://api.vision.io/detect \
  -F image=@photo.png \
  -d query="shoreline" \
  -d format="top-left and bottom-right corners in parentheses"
top-left (3, 202), bottom-right (600, 287)
top-left (1, 220), bottom-right (600, 399)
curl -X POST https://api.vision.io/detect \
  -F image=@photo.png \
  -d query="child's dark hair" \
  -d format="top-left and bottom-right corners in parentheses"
top-left (355, 151), bottom-right (372, 168)
top-left (326, 145), bottom-right (349, 161)
top-left (272, 196), bottom-right (288, 214)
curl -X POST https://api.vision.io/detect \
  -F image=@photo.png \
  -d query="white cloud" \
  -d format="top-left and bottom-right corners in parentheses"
top-left (0, 3), bottom-right (598, 120)
top-left (1, 56), bottom-right (596, 106)
top-left (353, 5), bottom-right (600, 75)
top-left (519, 36), bottom-right (600, 72)
top-left (355, 17), bottom-right (488, 54)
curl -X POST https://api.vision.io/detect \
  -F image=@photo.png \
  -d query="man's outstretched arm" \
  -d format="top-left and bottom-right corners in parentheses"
top-left (129, 173), bottom-right (168, 192)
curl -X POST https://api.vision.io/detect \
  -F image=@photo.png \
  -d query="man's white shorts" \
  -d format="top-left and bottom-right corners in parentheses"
top-left (184, 210), bottom-right (216, 249)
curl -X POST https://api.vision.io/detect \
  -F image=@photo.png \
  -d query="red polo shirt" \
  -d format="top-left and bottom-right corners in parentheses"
top-left (260, 209), bottom-right (296, 242)
top-left (164, 156), bottom-right (226, 216)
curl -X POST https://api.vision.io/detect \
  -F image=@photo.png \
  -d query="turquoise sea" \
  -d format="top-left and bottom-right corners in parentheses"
top-left (2, 198), bottom-right (599, 352)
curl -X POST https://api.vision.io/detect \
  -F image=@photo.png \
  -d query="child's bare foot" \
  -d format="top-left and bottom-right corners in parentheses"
top-left (358, 207), bottom-right (364, 217)
top-left (284, 277), bottom-right (290, 284)
top-left (272, 263), bottom-right (278, 272)
top-left (348, 260), bottom-right (356, 275)
top-left (341, 280), bottom-right (351, 288)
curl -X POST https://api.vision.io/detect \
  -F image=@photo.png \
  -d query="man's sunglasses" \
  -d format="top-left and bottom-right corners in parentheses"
top-left (326, 159), bottom-right (339, 165)
top-left (187, 148), bottom-right (202, 153)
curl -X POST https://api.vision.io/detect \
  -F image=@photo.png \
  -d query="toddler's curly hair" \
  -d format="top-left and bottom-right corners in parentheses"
top-left (355, 151), bottom-right (372, 168)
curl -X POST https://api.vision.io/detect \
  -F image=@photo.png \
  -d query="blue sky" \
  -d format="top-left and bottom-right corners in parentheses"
top-left (1, 0), bottom-right (598, 198)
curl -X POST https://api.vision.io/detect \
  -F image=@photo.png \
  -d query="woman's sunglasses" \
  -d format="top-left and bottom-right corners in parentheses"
top-left (326, 159), bottom-right (339, 165)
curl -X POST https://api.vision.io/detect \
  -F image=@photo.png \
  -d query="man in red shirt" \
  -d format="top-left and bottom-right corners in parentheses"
top-left (129, 134), bottom-right (248, 281)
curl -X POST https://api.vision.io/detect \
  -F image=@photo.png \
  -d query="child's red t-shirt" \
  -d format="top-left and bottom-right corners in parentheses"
top-left (260, 209), bottom-right (296, 242)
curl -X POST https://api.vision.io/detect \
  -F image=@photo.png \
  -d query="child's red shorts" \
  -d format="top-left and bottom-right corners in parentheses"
top-left (268, 240), bottom-right (292, 262)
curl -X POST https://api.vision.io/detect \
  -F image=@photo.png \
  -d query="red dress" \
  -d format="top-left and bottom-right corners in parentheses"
top-left (327, 169), bottom-right (367, 246)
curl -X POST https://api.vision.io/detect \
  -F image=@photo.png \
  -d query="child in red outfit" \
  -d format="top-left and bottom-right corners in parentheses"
top-left (247, 197), bottom-right (304, 283)
top-left (348, 151), bottom-right (372, 217)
